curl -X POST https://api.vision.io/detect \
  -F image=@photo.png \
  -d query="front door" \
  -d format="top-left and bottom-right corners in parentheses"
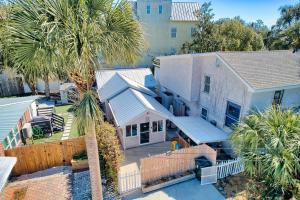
top-left (140, 122), bottom-right (150, 144)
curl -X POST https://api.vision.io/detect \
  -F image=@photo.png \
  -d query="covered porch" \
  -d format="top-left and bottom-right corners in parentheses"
top-left (169, 116), bottom-right (231, 159)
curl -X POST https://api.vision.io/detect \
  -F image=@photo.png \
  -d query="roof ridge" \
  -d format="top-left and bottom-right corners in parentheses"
top-left (129, 88), bottom-right (149, 110)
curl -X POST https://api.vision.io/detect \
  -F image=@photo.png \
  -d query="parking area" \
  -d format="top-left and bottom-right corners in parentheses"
top-left (123, 179), bottom-right (225, 200)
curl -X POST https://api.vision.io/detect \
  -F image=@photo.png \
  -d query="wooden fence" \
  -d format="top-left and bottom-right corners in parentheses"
top-left (140, 144), bottom-right (216, 184)
top-left (4, 137), bottom-right (86, 176)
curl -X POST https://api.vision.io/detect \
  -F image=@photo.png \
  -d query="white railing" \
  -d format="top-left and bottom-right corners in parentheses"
top-left (217, 157), bottom-right (244, 179)
top-left (118, 170), bottom-right (141, 194)
top-left (200, 157), bottom-right (244, 185)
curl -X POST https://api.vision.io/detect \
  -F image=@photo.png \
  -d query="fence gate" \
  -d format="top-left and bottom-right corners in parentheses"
top-left (217, 157), bottom-right (244, 179)
top-left (200, 166), bottom-right (218, 185)
top-left (118, 170), bottom-right (141, 194)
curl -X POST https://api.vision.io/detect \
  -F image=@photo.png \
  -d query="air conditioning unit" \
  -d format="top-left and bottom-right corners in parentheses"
top-left (22, 123), bottom-right (32, 138)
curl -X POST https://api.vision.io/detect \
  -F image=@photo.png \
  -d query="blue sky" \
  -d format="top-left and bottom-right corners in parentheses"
top-left (180, 0), bottom-right (299, 27)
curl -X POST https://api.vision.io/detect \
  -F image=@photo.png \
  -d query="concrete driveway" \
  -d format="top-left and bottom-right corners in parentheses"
top-left (123, 179), bottom-right (225, 200)
top-left (120, 142), bottom-right (172, 175)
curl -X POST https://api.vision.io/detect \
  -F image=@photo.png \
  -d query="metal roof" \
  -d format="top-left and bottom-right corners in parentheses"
top-left (0, 96), bottom-right (38, 141)
top-left (171, 2), bottom-right (200, 21)
top-left (109, 89), bottom-right (172, 127)
top-left (171, 117), bottom-right (229, 144)
top-left (98, 73), bottom-right (157, 102)
top-left (217, 50), bottom-right (300, 90)
top-left (96, 68), bottom-right (157, 90)
top-left (0, 156), bottom-right (17, 192)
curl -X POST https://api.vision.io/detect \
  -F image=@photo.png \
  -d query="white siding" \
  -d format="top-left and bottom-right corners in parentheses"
top-left (121, 112), bottom-right (166, 149)
top-left (250, 87), bottom-right (300, 111)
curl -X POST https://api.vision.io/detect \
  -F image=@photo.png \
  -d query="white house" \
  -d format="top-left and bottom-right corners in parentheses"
top-left (130, 0), bottom-right (200, 66)
top-left (156, 50), bottom-right (300, 136)
top-left (155, 50), bottom-right (300, 155)
top-left (96, 68), bottom-right (173, 149)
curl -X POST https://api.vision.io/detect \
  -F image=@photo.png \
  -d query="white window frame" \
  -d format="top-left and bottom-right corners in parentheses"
top-left (146, 5), bottom-right (151, 14)
top-left (201, 108), bottom-right (208, 120)
top-left (125, 124), bottom-right (138, 137)
top-left (171, 27), bottom-right (177, 38)
top-left (191, 27), bottom-right (196, 37)
top-left (152, 120), bottom-right (163, 132)
top-left (203, 75), bottom-right (211, 94)
top-left (158, 5), bottom-right (163, 14)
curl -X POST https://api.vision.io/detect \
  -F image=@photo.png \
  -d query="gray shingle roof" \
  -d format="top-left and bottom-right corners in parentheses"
top-left (217, 51), bottom-right (300, 90)
top-left (171, 2), bottom-right (200, 21)
top-left (0, 96), bottom-right (38, 141)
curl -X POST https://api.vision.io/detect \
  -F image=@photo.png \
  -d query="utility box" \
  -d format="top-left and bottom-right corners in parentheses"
top-left (194, 156), bottom-right (212, 181)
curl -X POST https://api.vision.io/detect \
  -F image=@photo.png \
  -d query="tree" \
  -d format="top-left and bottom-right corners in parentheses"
top-left (218, 19), bottom-right (264, 51)
top-left (7, 0), bottom-right (144, 199)
top-left (266, 3), bottom-right (300, 50)
top-left (4, 0), bottom-right (61, 97)
top-left (230, 107), bottom-right (300, 199)
top-left (182, 2), bottom-right (264, 53)
top-left (181, 2), bottom-right (221, 53)
top-left (50, 1), bottom-right (143, 199)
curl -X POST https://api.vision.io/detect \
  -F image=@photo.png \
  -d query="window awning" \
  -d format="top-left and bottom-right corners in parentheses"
top-left (171, 117), bottom-right (229, 144)
top-left (0, 157), bottom-right (17, 192)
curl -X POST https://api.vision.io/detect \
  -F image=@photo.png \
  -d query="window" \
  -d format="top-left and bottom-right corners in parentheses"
top-left (126, 124), bottom-right (137, 137)
top-left (158, 5), bottom-right (163, 14)
top-left (146, 5), bottom-right (151, 14)
top-left (201, 108), bottom-right (208, 120)
top-left (273, 90), bottom-right (284, 105)
top-left (225, 101), bottom-right (241, 127)
top-left (191, 27), bottom-right (196, 37)
top-left (158, 120), bottom-right (163, 131)
top-left (152, 121), bottom-right (158, 132)
top-left (171, 27), bottom-right (177, 38)
top-left (152, 120), bottom-right (163, 132)
top-left (3, 138), bottom-right (9, 149)
top-left (203, 76), bottom-right (210, 93)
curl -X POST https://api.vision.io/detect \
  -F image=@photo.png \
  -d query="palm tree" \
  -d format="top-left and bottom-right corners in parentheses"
top-left (231, 107), bottom-right (300, 199)
top-left (5, 0), bottom-right (60, 97)
top-left (7, 0), bottom-right (144, 199)
top-left (51, 1), bottom-right (144, 199)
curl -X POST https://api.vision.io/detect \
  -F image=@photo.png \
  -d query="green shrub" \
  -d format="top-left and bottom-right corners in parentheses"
top-left (96, 122), bottom-right (123, 190)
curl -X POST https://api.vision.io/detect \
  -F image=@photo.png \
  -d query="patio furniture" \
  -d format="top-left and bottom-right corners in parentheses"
top-left (30, 116), bottom-right (53, 136)
top-left (32, 126), bottom-right (44, 140)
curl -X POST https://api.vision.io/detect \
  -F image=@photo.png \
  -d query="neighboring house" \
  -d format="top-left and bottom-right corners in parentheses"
top-left (0, 96), bottom-right (38, 150)
top-left (0, 157), bottom-right (17, 192)
top-left (130, 0), bottom-right (200, 66)
top-left (156, 50), bottom-right (300, 135)
top-left (96, 68), bottom-right (173, 149)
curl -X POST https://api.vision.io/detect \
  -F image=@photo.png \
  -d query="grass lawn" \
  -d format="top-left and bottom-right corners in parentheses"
top-left (28, 104), bottom-right (80, 144)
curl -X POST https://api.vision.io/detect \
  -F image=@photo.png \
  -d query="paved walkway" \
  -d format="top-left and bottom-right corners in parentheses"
top-left (123, 179), bottom-right (225, 200)
top-left (3, 167), bottom-right (72, 200)
top-left (61, 113), bottom-right (74, 140)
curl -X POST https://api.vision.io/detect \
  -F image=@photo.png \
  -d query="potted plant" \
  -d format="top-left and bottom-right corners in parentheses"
top-left (71, 151), bottom-right (89, 171)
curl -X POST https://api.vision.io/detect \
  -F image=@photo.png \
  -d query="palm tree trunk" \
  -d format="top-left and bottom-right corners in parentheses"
top-left (44, 75), bottom-right (50, 98)
top-left (85, 121), bottom-right (103, 200)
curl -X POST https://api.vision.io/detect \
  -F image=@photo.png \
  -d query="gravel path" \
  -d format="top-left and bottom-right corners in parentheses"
top-left (72, 170), bottom-right (120, 200)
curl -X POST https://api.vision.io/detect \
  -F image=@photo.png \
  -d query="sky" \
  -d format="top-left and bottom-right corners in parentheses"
top-left (180, 0), bottom-right (299, 27)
